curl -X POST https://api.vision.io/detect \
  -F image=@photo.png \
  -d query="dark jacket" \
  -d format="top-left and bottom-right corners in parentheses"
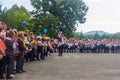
top-left (17, 38), bottom-right (26, 54)
top-left (4, 38), bottom-right (14, 56)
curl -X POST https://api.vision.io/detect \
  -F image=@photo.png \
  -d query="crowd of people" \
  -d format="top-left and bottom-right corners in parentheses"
top-left (54, 38), bottom-right (120, 53)
top-left (0, 21), bottom-right (120, 79)
top-left (0, 21), bottom-right (54, 79)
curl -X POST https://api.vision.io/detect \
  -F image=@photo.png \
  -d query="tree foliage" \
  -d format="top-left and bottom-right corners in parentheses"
top-left (0, 4), bottom-right (31, 31)
top-left (75, 32), bottom-right (120, 39)
top-left (93, 32), bottom-right (100, 40)
top-left (0, 4), bottom-right (3, 20)
top-left (31, 0), bottom-right (88, 37)
top-left (0, 4), bottom-right (7, 22)
top-left (75, 31), bottom-right (85, 39)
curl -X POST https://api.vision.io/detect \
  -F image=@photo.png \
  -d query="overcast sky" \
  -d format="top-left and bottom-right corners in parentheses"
top-left (0, 0), bottom-right (120, 33)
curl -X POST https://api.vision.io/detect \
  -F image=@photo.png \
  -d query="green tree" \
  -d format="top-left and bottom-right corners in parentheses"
top-left (79, 31), bottom-right (85, 39)
top-left (101, 34), bottom-right (110, 39)
top-left (85, 35), bottom-right (94, 39)
top-left (4, 4), bottom-right (31, 31)
top-left (75, 32), bottom-right (79, 38)
top-left (31, 0), bottom-right (88, 37)
top-left (0, 3), bottom-right (1, 12)
top-left (93, 32), bottom-right (100, 40)
top-left (111, 33), bottom-right (120, 39)
top-left (31, 13), bottom-right (60, 37)
top-left (0, 4), bottom-right (7, 22)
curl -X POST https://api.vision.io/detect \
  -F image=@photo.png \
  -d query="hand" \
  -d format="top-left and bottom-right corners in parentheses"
top-left (0, 54), bottom-right (3, 60)
top-left (3, 53), bottom-right (6, 56)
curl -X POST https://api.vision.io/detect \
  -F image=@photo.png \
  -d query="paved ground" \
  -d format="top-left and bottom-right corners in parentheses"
top-left (14, 53), bottom-right (120, 80)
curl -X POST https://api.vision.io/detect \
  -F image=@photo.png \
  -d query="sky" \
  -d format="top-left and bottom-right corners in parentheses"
top-left (0, 0), bottom-right (120, 33)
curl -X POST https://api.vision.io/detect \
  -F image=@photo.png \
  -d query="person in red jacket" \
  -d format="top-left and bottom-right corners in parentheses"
top-left (0, 21), bottom-right (7, 79)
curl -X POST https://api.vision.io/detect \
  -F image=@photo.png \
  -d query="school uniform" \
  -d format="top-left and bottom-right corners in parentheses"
top-left (16, 38), bottom-right (26, 73)
top-left (37, 40), bottom-right (42, 60)
top-left (40, 40), bottom-right (46, 60)
top-left (4, 37), bottom-right (14, 78)
top-left (58, 37), bottom-right (64, 56)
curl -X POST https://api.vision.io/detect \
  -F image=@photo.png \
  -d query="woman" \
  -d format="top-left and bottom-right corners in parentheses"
top-left (0, 21), bottom-right (7, 79)
top-left (57, 32), bottom-right (65, 56)
top-left (16, 31), bottom-right (26, 73)
top-left (0, 39), bottom-right (6, 79)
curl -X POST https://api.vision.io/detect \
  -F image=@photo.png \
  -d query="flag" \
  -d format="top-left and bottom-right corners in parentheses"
top-left (0, 39), bottom-right (6, 54)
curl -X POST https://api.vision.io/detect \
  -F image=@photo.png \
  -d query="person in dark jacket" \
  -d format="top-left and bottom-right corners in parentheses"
top-left (16, 31), bottom-right (26, 73)
top-left (57, 32), bottom-right (65, 56)
top-left (4, 30), bottom-right (15, 79)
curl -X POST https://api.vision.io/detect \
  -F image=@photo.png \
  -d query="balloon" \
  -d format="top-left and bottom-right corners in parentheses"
top-left (22, 21), bottom-right (27, 26)
top-left (43, 28), bottom-right (48, 33)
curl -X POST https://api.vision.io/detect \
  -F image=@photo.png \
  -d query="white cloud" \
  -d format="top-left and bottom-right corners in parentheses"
top-left (83, 0), bottom-right (104, 3)
top-left (79, 0), bottom-right (120, 33)
top-left (77, 21), bottom-right (120, 33)
top-left (1, 0), bottom-right (33, 11)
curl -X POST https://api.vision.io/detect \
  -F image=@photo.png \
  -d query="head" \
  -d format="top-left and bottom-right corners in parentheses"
top-left (24, 30), bottom-right (29, 34)
top-left (30, 32), bottom-right (34, 36)
top-left (0, 21), bottom-right (7, 31)
top-left (13, 29), bottom-right (18, 40)
top-left (18, 31), bottom-right (24, 39)
top-left (6, 30), bottom-right (15, 39)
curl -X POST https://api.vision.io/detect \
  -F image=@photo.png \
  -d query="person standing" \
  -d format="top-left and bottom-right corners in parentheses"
top-left (0, 21), bottom-right (7, 79)
top-left (41, 38), bottom-right (46, 60)
top-left (57, 32), bottom-right (65, 56)
top-left (37, 37), bottom-right (42, 60)
top-left (4, 30), bottom-right (15, 79)
top-left (16, 31), bottom-right (26, 73)
top-left (0, 39), bottom-right (6, 79)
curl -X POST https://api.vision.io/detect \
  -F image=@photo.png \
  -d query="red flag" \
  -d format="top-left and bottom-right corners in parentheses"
top-left (0, 39), bottom-right (6, 54)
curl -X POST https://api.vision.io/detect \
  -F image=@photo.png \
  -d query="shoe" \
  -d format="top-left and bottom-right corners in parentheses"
top-left (12, 71), bottom-right (16, 75)
top-left (0, 75), bottom-right (5, 79)
top-left (10, 74), bottom-right (15, 77)
top-left (6, 76), bottom-right (13, 79)
top-left (37, 58), bottom-right (40, 60)
top-left (16, 71), bottom-right (23, 73)
top-left (22, 70), bottom-right (26, 72)
top-left (42, 59), bottom-right (45, 60)
top-left (38, 59), bottom-right (42, 61)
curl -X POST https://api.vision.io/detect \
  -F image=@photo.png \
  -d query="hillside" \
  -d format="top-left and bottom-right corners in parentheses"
top-left (84, 31), bottom-right (109, 35)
